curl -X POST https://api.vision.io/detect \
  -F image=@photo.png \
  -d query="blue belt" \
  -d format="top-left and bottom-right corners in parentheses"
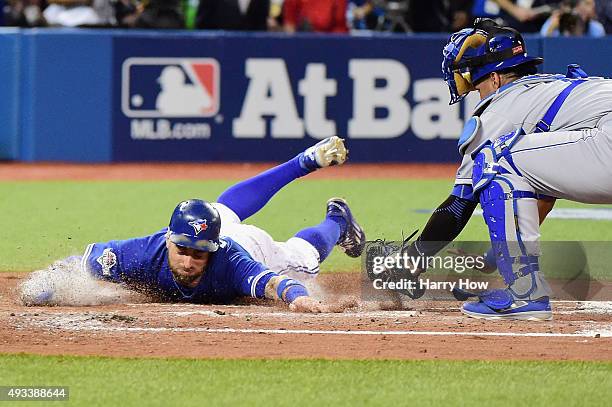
top-left (480, 189), bottom-right (537, 203)
top-left (505, 191), bottom-right (537, 200)
top-left (534, 79), bottom-right (587, 133)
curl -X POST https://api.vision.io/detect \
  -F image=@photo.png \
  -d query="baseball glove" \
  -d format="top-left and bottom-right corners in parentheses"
top-left (365, 230), bottom-right (426, 299)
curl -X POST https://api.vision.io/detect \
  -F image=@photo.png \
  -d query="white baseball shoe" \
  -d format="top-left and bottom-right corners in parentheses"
top-left (299, 136), bottom-right (348, 171)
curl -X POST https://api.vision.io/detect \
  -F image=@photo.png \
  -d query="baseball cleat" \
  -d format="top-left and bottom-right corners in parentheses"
top-left (299, 136), bottom-right (348, 171)
top-left (326, 197), bottom-right (366, 258)
top-left (461, 296), bottom-right (552, 321)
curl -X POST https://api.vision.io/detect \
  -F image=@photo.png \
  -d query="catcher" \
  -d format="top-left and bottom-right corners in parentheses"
top-left (22, 137), bottom-right (365, 313)
top-left (378, 19), bottom-right (612, 321)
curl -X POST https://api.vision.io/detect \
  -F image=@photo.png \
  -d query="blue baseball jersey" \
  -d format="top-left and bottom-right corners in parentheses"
top-left (81, 228), bottom-right (276, 304)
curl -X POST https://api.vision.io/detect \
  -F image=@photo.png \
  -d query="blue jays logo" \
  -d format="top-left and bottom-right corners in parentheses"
top-left (121, 57), bottom-right (220, 118)
top-left (189, 219), bottom-right (209, 235)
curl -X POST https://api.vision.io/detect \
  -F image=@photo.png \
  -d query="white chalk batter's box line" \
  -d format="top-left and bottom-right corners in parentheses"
top-left (138, 301), bottom-right (612, 319)
top-left (14, 301), bottom-right (612, 339)
top-left (28, 324), bottom-right (612, 338)
top-left (17, 313), bottom-right (612, 338)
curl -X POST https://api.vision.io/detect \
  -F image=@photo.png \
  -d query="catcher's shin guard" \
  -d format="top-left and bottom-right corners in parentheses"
top-left (480, 176), bottom-right (539, 297)
top-left (473, 141), bottom-right (551, 300)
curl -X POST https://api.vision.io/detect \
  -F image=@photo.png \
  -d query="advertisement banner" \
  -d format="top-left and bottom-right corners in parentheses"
top-left (112, 34), bottom-right (480, 162)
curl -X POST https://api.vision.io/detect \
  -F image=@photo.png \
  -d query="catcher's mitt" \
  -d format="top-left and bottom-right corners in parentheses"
top-left (365, 230), bottom-right (426, 299)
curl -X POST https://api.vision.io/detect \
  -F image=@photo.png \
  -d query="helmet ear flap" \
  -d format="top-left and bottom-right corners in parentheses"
top-left (453, 32), bottom-right (487, 96)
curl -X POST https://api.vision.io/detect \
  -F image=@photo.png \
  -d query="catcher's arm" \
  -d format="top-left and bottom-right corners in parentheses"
top-left (363, 194), bottom-right (477, 299)
top-left (406, 194), bottom-right (555, 262)
top-left (370, 195), bottom-right (554, 296)
top-left (403, 194), bottom-right (478, 263)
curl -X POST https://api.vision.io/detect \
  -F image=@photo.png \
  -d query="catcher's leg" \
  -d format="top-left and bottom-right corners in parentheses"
top-left (463, 135), bottom-right (552, 321)
top-left (217, 137), bottom-right (347, 221)
top-left (506, 120), bottom-right (612, 204)
top-left (462, 174), bottom-right (553, 320)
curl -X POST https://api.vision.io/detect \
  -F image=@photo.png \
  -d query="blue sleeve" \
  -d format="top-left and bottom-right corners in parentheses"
top-left (82, 233), bottom-right (162, 284)
top-left (227, 246), bottom-right (276, 299)
top-left (451, 184), bottom-right (478, 202)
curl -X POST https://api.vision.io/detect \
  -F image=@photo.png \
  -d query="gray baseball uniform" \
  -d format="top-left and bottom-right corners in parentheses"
top-left (451, 73), bottom-right (612, 302)
top-left (456, 74), bottom-right (612, 204)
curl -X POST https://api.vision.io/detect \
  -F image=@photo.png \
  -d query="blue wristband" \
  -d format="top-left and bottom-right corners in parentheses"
top-left (285, 285), bottom-right (309, 303)
top-left (276, 278), bottom-right (309, 303)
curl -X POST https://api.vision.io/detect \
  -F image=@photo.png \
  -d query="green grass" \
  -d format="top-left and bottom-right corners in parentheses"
top-left (2, 179), bottom-right (611, 405)
top-left (1, 179), bottom-right (612, 273)
top-left (1, 354), bottom-right (610, 406)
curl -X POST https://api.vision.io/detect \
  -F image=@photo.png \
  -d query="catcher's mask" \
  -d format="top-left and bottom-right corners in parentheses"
top-left (167, 199), bottom-right (221, 252)
top-left (442, 19), bottom-right (543, 104)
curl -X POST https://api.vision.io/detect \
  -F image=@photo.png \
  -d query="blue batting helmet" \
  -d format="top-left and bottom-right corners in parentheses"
top-left (442, 19), bottom-right (543, 104)
top-left (167, 199), bottom-right (221, 252)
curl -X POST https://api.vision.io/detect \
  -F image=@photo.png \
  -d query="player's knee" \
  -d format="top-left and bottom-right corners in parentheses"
top-left (472, 128), bottom-right (527, 195)
top-left (478, 177), bottom-right (512, 206)
top-left (472, 145), bottom-right (501, 195)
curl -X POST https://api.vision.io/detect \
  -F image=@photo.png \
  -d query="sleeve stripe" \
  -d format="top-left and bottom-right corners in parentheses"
top-left (81, 243), bottom-right (94, 273)
top-left (250, 270), bottom-right (275, 298)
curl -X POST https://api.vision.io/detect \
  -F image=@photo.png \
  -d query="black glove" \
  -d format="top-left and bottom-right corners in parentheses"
top-left (365, 230), bottom-right (426, 299)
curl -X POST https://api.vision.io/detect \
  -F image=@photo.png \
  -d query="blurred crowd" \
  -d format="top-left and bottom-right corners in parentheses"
top-left (1, 0), bottom-right (610, 36)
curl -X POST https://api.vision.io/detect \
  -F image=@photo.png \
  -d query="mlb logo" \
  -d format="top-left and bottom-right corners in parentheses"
top-left (121, 57), bottom-right (220, 118)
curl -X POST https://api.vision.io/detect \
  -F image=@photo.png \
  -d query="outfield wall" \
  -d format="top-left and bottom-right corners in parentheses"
top-left (0, 29), bottom-right (610, 162)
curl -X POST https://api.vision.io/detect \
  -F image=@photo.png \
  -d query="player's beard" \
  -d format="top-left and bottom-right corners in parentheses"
top-left (170, 266), bottom-right (204, 287)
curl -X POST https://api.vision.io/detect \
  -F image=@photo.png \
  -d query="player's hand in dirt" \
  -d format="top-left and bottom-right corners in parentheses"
top-left (289, 296), bottom-right (358, 313)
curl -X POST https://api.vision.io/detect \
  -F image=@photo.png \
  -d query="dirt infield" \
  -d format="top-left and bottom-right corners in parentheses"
top-left (2, 272), bottom-right (611, 361)
top-left (2, 162), bottom-right (611, 361)
top-left (0, 162), bottom-right (456, 180)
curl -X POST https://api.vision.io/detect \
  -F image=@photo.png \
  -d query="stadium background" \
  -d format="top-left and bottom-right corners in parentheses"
top-left (1, 31), bottom-right (611, 162)
top-left (1, 2), bottom-right (612, 405)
